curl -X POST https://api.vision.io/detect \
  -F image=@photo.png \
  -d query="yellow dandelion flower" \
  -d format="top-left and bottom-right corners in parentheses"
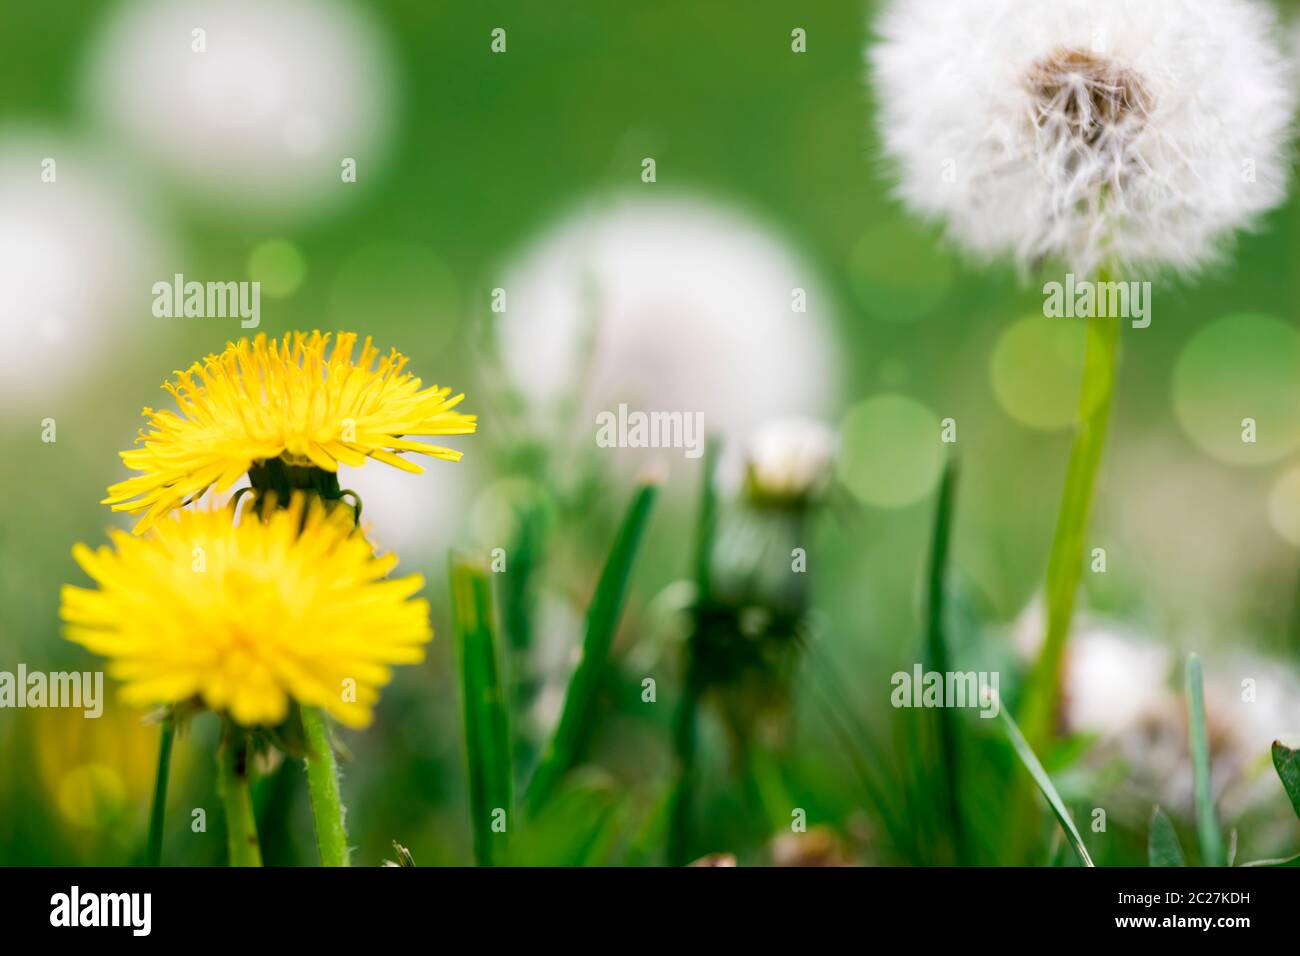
top-left (60, 495), bottom-right (432, 729)
top-left (103, 331), bottom-right (477, 533)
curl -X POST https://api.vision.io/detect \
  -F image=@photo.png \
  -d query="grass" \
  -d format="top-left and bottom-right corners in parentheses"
top-left (1185, 654), bottom-right (1224, 867)
top-left (144, 714), bottom-right (174, 867)
top-left (448, 479), bottom-right (658, 865)
top-left (1272, 741), bottom-right (1300, 819)
top-left (1147, 806), bottom-right (1185, 867)
top-left (449, 556), bottom-right (513, 867)
top-left (523, 480), bottom-right (658, 815)
top-left (922, 455), bottom-right (966, 864)
top-left (998, 703), bottom-right (1094, 867)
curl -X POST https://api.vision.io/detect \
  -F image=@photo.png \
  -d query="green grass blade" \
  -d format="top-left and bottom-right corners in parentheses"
top-left (500, 501), bottom-right (540, 655)
top-left (145, 714), bottom-right (175, 866)
top-left (1272, 740), bottom-right (1300, 820)
top-left (501, 500), bottom-right (543, 770)
top-left (525, 481), bottom-right (658, 814)
top-left (922, 455), bottom-right (966, 864)
top-left (1147, 806), bottom-right (1185, 867)
top-left (508, 776), bottom-right (621, 866)
top-left (806, 658), bottom-right (912, 860)
top-left (450, 556), bottom-right (513, 866)
top-left (998, 702), bottom-right (1094, 866)
top-left (1185, 654), bottom-right (1224, 866)
top-left (1240, 852), bottom-right (1300, 867)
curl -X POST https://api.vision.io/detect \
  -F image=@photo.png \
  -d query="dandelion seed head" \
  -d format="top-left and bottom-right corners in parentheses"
top-left (497, 195), bottom-right (840, 450)
top-left (870, 0), bottom-right (1297, 276)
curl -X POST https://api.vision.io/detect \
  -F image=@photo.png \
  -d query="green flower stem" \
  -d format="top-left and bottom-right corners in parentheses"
top-left (145, 715), bottom-right (175, 867)
top-left (301, 705), bottom-right (351, 866)
top-left (245, 462), bottom-right (352, 865)
top-left (217, 727), bottom-right (262, 867)
top-left (1020, 276), bottom-right (1123, 747)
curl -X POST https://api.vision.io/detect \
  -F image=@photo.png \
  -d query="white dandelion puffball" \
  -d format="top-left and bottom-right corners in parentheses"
top-left (83, 0), bottom-right (393, 220)
top-left (0, 132), bottom-right (165, 410)
top-left (497, 195), bottom-right (840, 449)
top-left (870, 0), bottom-right (1296, 276)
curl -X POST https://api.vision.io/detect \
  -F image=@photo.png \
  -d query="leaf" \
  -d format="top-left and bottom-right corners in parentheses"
top-left (998, 702), bottom-right (1094, 867)
top-left (525, 481), bottom-right (658, 814)
top-left (1147, 806), bottom-right (1185, 867)
top-left (1272, 741), bottom-right (1300, 820)
top-left (507, 774), bottom-right (622, 866)
top-left (500, 499), bottom-right (544, 771)
top-left (1240, 852), bottom-right (1300, 867)
top-left (449, 556), bottom-right (513, 867)
top-left (1185, 654), bottom-right (1224, 866)
top-left (500, 501), bottom-right (540, 645)
top-left (922, 455), bottom-right (966, 864)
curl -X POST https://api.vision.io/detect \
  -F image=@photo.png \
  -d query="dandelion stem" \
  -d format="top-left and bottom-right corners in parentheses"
top-left (217, 726), bottom-right (262, 867)
top-left (1020, 273), bottom-right (1122, 746)
top-left (301, 705), bottom-right (351, 866)
top-left (145, 714), bottom-right (174, 867)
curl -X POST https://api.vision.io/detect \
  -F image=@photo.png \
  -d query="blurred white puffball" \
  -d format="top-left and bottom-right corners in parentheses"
top-left (1014, 602), bottom-right (1300, 811)
top-left (0, 132), bottom-right (165, 411)
top-left (496, 195), bottom-right (841, 456)
top-left (83, 0), bottom-right (394, 221)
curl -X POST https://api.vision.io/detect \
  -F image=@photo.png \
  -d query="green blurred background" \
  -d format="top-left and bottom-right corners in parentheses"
top-left (2, 0), bottom-right (1300, 866)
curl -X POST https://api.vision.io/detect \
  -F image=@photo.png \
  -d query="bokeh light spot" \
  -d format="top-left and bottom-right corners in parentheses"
top-left (991, 313), bottom-right (1086, 431)
top-left (248, 239), bottom-right (306, 298)
top-left (848, 219), bottom-right (953, 322)
top-left (1172, 314), bottom-right (1300, 466)
top-left (57, 764), bottom-right (125, 829)
top-left (836, 393), bottom-right (943, 508)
